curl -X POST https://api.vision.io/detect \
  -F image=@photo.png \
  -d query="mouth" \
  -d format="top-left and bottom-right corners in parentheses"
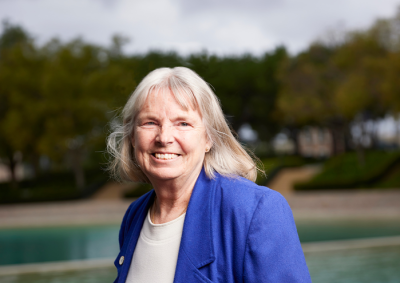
top-left (152, 153), bottom-right (180, 160)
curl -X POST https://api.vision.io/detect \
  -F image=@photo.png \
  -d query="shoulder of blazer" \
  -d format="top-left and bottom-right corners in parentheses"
top-left (219, 175), bottom-right (269, 192)
top-left (214, 174), bottom-right (289, 234)
top-left (217, 174), bottom-right (278, 208)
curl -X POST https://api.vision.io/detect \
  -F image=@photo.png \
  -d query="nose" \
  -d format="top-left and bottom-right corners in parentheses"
top-left (155, 125), bottom-right (174, 146)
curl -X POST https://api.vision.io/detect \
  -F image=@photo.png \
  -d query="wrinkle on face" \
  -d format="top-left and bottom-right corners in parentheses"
top-left (132, 89), bottom-right (211, 187)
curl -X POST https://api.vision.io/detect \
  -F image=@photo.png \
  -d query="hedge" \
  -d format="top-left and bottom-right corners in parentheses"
top-left (0, 168), bottom-right (108, 204)
top-left (294, 151), bottom-right (400, 190)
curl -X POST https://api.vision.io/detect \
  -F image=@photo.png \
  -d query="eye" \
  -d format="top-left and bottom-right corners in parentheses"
top-left (140, 121), bottom-right (158, 128)
top-left (180, 122), bottom-right (189, 126)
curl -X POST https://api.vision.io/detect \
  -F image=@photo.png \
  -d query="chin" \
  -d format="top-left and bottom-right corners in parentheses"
top-left (147, 168), bottom-right (183, 181)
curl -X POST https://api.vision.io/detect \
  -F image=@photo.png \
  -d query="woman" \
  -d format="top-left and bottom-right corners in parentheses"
top-left (107, 67), bottom-right (311, 283)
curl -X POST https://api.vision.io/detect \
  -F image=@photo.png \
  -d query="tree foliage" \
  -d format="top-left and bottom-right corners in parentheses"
top-left (0, 23), bottom-right (285, 189)
top-left (276, 8), bottom-right (400, 155)
top-left (2, 7), bottom-right (400, 190)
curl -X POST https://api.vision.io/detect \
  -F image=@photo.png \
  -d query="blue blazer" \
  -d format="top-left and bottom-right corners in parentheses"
top-left (114, 169), bottom-right (311, 282)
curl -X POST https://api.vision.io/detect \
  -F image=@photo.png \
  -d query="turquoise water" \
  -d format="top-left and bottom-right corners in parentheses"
top-left (1, 220), bottom-right (400, 265)
top-left (0, 225), bottom-right (119, 265)
top-left (306, 245), bottom-right (400, 283)
top-left (0, 246), bottom-right (399, 283)
top-left (296, 219), bottom-right (400, 242)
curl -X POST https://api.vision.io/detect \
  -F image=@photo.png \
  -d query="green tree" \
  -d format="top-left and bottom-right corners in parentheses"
top-left (0, 22), bottom-right (44, 188)
top-left (36, 39), bottom-right (121, 189)
top-left (276, 43), bottom-right (347, 154)
top-left (188, 47), bottom-right (287, 142)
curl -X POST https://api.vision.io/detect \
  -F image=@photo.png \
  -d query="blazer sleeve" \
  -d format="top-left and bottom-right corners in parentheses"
top-left (243, 191), bottom-right (311, 283)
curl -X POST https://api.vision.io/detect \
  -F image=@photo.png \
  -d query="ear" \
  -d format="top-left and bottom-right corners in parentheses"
top-left (205, 139), bottom-right (213, 152)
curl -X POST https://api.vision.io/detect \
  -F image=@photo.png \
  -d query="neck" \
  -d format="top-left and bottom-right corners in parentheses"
top-left (150, 166), bottom-right (202, 224)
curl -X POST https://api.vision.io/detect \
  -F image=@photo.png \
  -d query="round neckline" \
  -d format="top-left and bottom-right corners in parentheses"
top-left (147, 208), bottom-right (187, 227)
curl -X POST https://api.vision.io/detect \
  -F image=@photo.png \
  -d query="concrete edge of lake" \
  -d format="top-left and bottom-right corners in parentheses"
top-left (1, 209), bottom-right (399, 229)
top-left (0, 258), bottom-right (115, 276)
top-left (301, 235), bottom-right (400, 252)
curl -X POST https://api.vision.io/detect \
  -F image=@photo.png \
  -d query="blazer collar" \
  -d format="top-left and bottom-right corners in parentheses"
top-left (119, 169), bottom-right (216, 283)
top-left (177, 168), bottom-right (216, 268)
top-left (119, 191), bottom-right (155, 283)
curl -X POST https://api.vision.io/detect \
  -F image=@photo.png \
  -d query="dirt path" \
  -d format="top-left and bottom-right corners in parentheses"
top-left (268, 165), bottom-right (321, 195)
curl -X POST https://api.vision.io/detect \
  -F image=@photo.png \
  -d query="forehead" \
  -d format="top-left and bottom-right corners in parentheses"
top-left (138, 89), bottom-right (202, 118)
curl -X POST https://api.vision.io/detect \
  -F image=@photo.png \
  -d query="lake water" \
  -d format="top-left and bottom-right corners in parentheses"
top-left (1, 220), bottom-right (400, 265)
top-left (0, 220), bottom-right (399, 282)
top-left (0, 225), bottom-right (119, 265)
top-left (305, 245), bottom-right (400, 283)
top-left (1, 246), bottom-right (399, 283)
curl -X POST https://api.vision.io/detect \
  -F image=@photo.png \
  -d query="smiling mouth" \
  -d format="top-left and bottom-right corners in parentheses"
top-left (152, 153), bottom-right (180, 160)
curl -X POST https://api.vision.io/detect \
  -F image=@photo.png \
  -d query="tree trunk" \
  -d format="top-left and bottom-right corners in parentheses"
top-left (356, 116), bottom-right (367, 167)
top-left (7, 153), bottom-right (18, 189)
top-left (31, 153), bottom-right (41, 179)
top-left (329, 125), bottom-right (346, 155)
top-left (369, 121), bottom-right (379, 150)
top-left (396, 114), bottom-right (400, 149)
top-left (287, 126), bottom-right (300, 155)
top-left (70, 149), bottom-right (86, 191)
top-left (343, 122), bottom-right (352, 152)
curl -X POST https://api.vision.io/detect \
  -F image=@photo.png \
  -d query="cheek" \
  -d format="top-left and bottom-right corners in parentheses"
top-left (134, 130), bottom-right (154, 148)
top-left (133, 133), bottom-right (152, 163)
top-left (180, 131), bottom-right (208, 153)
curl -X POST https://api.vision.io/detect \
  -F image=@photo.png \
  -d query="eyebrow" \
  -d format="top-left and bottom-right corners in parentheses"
top-left (136, 113), bottom-right (196, 123)
top-left (174, 115), bottom-right (195, 121)
top-left (136, 114), bottom-right (159, 120)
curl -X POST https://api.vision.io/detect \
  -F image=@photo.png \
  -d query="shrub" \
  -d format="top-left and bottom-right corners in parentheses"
top-left (0, 168), bottom-right (108, 203)
top-left (294, 151), bottom-right (400, 190)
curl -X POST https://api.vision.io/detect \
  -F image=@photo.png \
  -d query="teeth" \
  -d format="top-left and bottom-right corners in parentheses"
top-left (155, 153), bottom-right (178, 160)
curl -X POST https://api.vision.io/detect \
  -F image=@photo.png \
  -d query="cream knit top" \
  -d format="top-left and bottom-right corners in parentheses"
top-left (126, 209), bottom-right (186, 283)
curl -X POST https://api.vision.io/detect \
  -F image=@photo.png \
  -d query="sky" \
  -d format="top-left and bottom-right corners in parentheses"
top-left (1, 0), bottom-right (399, 56)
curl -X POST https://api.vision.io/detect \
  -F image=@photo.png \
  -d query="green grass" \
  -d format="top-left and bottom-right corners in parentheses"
top-left (373, 163), bottom-right (400, 188)
top-left (295, 150), bottom-right (400, 190)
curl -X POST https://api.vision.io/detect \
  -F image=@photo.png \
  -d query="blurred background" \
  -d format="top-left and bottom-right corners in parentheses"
top-left (1, 0), bottom-right (400, 282)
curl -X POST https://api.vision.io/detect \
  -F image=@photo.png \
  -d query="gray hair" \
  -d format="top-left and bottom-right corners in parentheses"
top-left (107, 67), bottom-right (261, 183)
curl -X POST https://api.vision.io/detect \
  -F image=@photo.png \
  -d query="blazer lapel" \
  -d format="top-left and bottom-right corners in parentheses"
top-left (173, 248), bottom-right (214, 283)
top-left (117, 191), bottom-right (155, 283)
top-left (174, 169), bottom-right (217, 283)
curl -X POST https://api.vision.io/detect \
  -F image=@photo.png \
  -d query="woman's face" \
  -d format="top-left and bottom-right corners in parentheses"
top-left (132, 90), bottom-right (211, 184)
